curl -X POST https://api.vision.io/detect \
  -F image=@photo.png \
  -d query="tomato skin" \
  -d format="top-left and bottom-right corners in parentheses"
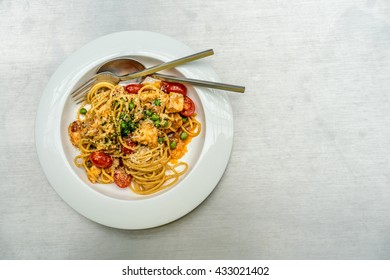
top-left (161, 82), bottom-right (187, 96)
top-left (125, 84), bottom-right (143, 94)
top-left (113, 168), bottom-right (132, 188)
top-left (89, 151), bottom-right (113, 168)
top-left (180, 96), bottom-right (195, 116)
top-left (121, 138), bottom-right (137, 154)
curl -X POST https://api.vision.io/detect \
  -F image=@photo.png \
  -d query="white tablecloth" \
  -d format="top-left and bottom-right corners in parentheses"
top-left (1, 0), bottom-right (390, 259)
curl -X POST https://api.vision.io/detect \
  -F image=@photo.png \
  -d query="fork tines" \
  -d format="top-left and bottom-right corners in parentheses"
top-left (71, 75), bottom-right (98, 103)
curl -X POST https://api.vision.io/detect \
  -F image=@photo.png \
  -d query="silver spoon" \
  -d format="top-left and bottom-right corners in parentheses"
top-left (72, 49), bottom-right (215, 102)
top-left (97, 58), bottom-right (245, 93)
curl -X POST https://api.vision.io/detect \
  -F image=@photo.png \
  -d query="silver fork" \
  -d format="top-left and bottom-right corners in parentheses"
top-left (71, 49), bottom-right (214, 103)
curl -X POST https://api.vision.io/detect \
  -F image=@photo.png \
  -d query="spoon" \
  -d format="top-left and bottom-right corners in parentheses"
top-left (72, 49), bottom-right (215, 102)
top-left (96, 49), bottom-right (213, 81)
top-left (96, 57), bottom-right (245, 93)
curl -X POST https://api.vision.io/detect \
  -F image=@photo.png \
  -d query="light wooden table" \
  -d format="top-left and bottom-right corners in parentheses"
top-left (1, 0), bottom-right (390, 259)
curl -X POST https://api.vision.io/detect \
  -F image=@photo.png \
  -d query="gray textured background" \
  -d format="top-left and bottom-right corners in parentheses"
top-left (1, 0), bottom-right (390, 259)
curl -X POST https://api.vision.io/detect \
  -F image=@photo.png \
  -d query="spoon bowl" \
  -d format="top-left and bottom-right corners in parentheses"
top-left (97, 58), bottom-right (146, 77)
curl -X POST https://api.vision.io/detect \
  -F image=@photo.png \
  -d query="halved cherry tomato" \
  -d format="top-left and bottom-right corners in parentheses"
top-left (161, 82), bottom-right (187, 96)
top-left (180, 96), bottom-right (195, 116)
top-left (113, 168), bottom-right (132, 188)
top-left (125, 84), bottom-right (143, 94)
top-left (89, 151), bottom-right (113, 168)
top-left (121, 137), bottom-right (137, 154)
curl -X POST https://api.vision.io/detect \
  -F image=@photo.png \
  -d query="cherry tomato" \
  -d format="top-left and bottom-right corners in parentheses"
top-left (113, 168), bottom-right (132, 188)
top-left (125, 84), bottom-right (143, 94)
top-left (161, 82), bottom-right (187, 96)
top-left (121, 138), bottom-right (137, 154)
top-left (180, 96), bottom-right (195, 116)
top-left (89, 151), bottom-right (113, 168)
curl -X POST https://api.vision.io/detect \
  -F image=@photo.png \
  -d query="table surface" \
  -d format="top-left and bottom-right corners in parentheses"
top-left (1, 0), bottom-right (390, 260)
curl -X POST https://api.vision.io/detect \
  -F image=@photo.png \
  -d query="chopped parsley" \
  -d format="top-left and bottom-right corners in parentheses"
top-left (120, 119), bottom-right (137, 137)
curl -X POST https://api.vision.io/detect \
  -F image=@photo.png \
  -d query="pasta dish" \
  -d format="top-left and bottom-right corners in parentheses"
top-left (68, 77), bottom-right (201, 195)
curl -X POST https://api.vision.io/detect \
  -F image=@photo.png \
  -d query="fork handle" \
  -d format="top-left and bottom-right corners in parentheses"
top-left (152, 73), bottom-right (245, 93)
top-left (119, 49), bottom-right (214, 80)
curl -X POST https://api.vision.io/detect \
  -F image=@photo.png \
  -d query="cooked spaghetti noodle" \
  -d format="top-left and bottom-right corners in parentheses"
top-left (68, 78), bottom-right (201, 195)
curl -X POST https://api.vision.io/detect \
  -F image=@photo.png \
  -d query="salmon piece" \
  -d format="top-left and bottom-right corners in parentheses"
top-left (68, 121), bottom-right (82, 146)
top-left (132, 121), bottom-right (158, 147)
top-left (165, 92), bottom-right (184, 113)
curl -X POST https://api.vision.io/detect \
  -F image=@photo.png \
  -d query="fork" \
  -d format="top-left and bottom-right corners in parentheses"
top-left (71, 49), bottom-right (214, 103)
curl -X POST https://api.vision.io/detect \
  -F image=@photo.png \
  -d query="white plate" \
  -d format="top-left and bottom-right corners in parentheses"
top-left (35, 31), bottom-right (233, 229)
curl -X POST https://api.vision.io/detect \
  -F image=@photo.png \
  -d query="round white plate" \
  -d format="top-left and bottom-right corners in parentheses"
top-left (35, 31), bottom-right (233, 229)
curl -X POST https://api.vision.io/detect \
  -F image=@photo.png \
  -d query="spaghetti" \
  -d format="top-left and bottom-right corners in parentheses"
top-left (68, 78), bottom-right (201, 195)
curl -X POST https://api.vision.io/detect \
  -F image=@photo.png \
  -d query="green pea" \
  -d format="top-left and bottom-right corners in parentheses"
top-left (129, 102), bottom-right (135, 110)
top-left (79, 108), bottom-right (87, 115)
top-left (170, 141), bottom-right (177, 149)
top-left (151, 113), bottom-right (159, 121)
top-left (157, 137), bottom-right (166, 144)
top-left (154, 120), bottom-right (161, 127)
top-left (153, 99), bottom-right (161, 106)
top-left (180, 132), bottom-right (188, 140)
top-left (162, 120), bottom-right (169, 128)
top-left (145, 110), bottom-right (152, 116)
top-left (127, 121), bottom-right (135, 132)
